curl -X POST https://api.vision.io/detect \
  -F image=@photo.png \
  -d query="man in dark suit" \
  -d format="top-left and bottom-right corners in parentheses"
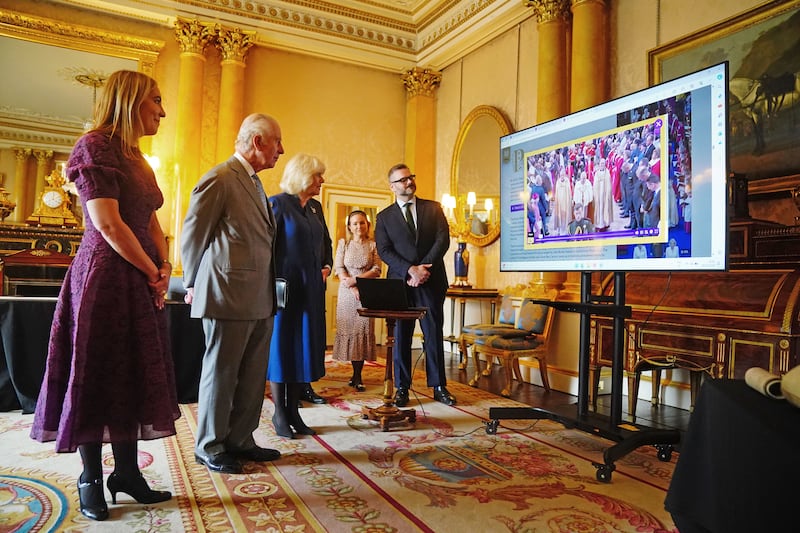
top-left (374, 163), bottom-right (456, 406)
top-left (181, 114), bottom-right (283, 474)
top-left (641, 170), bottom-right (664, 257)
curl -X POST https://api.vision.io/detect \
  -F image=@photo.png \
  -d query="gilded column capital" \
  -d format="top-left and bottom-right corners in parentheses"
top-left (215, 26), bottom-right (256, 63)
top-left (174, 18), bottom-right (215, 55)
top-left (525, 0), bottom-right (572, 24)
top-left (402, 67), bottom-right (442, 99)
top-left (33, 149), bottom-right (54, 163)
top-left (13, 148), bottom-right (32, 161)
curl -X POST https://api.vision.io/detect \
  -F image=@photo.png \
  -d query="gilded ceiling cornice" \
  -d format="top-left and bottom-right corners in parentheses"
top-left (170, 0), bottom-right (417, 54)
top-left (114, 0), bottom-right (511, 59)
top-left (48, 0), bottom-right (532, 70)
top-left (417, 0), bottom-right (498, 52)
top-left (0, 9), bottom-right (163, 55)
top-left (279, 0), bottom-right (415, 31)
top-left (401, 0), bottom-right (462, 32)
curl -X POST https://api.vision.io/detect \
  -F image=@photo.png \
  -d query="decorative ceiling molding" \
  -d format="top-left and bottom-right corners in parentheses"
top-left (51, 0), bottom-right (532, 71)
top-left (0, 108), bottom-right (83, 152)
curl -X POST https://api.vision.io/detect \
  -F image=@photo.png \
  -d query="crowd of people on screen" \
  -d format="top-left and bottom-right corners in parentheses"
top-left (525, 95), bottom-right (693, 258)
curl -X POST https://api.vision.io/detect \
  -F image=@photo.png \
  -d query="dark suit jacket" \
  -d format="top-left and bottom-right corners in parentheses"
top-left (644, 188), bottom-right (661, 228)
top-left (374, 197), bottom-right (450, 296)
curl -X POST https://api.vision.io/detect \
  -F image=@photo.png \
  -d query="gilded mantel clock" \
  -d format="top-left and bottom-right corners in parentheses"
top-left (27, 170), bottom-right (79, 227)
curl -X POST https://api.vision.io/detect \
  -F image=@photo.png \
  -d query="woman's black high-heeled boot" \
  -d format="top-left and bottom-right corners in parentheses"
top-left (270, 381), bottom-right (295, 438)
top-left (287, 383), bottom-right (316, 435)
top-left (107, 472), bottom-right (172, 504)
top-left (78, 443), bottom-right (108, 521)
top-left (108, 441), bottom-right (171, 505)
top-left (77, 476), bottom-right (109, 521)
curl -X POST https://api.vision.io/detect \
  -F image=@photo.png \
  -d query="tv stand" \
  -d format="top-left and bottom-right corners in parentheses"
top-left (485, 271), bottom-right (679, 482)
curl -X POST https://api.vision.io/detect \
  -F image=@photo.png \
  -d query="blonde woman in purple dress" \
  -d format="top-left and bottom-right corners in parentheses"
top-left (332, 210), bottom-right (383, 390)
top-left (30, 71), bottom-right (179, 521)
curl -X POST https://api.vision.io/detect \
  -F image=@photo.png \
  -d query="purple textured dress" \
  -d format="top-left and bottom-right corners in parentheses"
top-left (30, 132), bottom-right (179, 452)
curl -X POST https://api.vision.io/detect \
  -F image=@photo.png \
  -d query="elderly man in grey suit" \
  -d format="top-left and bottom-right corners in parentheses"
top-left (182, 114), bottom-right (284, 474)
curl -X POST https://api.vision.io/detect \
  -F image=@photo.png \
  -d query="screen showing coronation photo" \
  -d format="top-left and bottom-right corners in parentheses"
top-left (500, 62), bottom-right (729, 272)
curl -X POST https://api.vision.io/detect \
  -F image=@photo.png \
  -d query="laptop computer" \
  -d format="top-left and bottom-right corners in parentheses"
top-left (356, 277), bottom-right (419, 311)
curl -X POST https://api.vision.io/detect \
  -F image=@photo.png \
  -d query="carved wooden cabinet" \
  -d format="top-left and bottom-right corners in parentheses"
top-left (590, 269), bottom-right (800, 414)
top-left (0, 224), bottom-right (83, 257)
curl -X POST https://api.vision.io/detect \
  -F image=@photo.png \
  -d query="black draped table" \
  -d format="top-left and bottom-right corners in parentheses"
top-left (0, 296), bottom-right (206, 413)
top-left (665, 378), bottom-right (800, 533)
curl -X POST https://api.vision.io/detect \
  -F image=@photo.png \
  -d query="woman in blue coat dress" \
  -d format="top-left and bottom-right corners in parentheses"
top-left (268, 153), bottom-right (329, 437)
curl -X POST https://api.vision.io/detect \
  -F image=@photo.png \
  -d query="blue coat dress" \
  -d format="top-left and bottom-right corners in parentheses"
top-left (267, 193), bottom-right (327, 383)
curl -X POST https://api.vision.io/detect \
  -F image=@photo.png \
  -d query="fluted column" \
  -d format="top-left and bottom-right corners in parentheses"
top-left (215, 26), bottom-right (255, 162)
top-left (527, 0), bottom-right (572, 292)
top-left (33, 149), bottom-right (53, 211)
top-left (527, 0), bottom-right (571, 123)
top-left (172, 18), bottom-right (215, 268)
top-left (401, 67), bottom-right (442, 201)
top-left (570, 0), bottom-right (609, 112)
top-left (12, 148), bottom-right (31, 223)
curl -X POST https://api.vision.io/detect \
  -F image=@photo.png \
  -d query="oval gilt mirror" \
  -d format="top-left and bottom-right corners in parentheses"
top-left (449, 105), bottom-right (512, 247)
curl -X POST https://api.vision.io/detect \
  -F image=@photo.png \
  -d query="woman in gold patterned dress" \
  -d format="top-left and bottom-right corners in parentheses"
top-left (332, 210), bottom-right (383, 390)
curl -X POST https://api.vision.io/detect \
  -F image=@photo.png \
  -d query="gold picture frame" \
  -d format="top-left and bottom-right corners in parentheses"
top-left (449, 105), bottom-right (512, 247)
top-left (648, 0), bottom-right (800, 182)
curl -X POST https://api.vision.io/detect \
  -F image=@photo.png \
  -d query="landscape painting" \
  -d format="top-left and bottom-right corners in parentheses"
top-left (649, 0), bottom-right (800, 181)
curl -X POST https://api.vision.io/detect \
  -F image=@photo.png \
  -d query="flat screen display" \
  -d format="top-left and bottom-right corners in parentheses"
top-left (499, 62), bottom-right (729, 272)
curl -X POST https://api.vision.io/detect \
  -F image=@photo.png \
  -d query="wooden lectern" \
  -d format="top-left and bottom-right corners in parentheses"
top-left (357, 307), bottom-right (426, 431)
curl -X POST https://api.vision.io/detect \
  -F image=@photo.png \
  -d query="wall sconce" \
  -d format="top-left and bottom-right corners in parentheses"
top-left (441, 191), bottom-right (498, 247)
top-left (441, 191), bottom-right (499, 287)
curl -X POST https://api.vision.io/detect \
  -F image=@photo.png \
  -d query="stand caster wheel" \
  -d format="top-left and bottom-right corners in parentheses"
top-left (594, 463), bottom-right (615, 483)
top-left (485, 420), bottom-right (499, 434)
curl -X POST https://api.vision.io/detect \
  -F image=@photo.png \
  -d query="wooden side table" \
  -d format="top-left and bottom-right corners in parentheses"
top-left (357, 307), bottom-right (426, 431)
top-left (445, 287), bottom-right (499, 368)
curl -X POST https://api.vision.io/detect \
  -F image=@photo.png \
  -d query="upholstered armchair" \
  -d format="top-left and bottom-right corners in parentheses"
top-left (457, 295), bottom-right (529, 372)
top-left (469, 300), bottom-right (554, 397)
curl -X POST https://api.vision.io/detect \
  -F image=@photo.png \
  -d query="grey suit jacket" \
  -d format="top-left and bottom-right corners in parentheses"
top-left (181, 156), bottom-right (277, 319)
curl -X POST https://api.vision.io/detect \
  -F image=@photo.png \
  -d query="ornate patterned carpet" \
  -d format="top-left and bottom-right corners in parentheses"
top-left (0, 360), bottom-right (678, 532)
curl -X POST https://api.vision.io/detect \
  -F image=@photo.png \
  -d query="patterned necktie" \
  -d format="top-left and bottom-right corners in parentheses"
top-left (403, 201), bottom-right (416, 236)
top-left (252, 175), bottom-right (269, 213)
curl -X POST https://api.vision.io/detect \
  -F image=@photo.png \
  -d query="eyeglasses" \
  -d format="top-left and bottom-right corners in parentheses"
top-left (390, 174), bottom-right (416, 184)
